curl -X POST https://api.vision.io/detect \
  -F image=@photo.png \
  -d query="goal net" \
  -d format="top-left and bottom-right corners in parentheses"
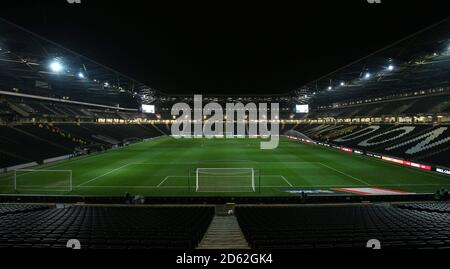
top-left (14, 169), bottom-right (73, 192)
top-left (196, 168), bottom-right (255, 192)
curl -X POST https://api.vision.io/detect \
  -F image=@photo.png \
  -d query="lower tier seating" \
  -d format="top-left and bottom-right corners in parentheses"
top-left (397, 202), bottom-right (450, 214)
top-left (0, 204), bottom-right (49, 216)
top-left (236, 205), bottom-right (450, 249)
top-left (293, 124), bottom-right (450, 168)
top-left (0, 206), bottom-right (214, 249)
top-left (0, 123), bottom-right (165, 169)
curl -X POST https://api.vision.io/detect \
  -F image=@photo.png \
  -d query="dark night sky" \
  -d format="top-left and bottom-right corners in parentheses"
top-left (0, 0), bottom-right (449, 95)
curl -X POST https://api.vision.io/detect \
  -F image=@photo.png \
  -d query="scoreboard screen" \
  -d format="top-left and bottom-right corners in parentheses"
top-left (296, 105), bottom-right (309, 114)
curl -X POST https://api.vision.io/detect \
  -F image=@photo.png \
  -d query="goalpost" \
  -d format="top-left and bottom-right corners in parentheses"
top-left (14, 169), bottom-right (73, 192)
top-left (195, 168), bottom-right (256, 193)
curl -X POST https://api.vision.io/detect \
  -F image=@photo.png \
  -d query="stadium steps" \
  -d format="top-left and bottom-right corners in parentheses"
top-left (149, 123), bottom-right (169, 136)
top-left (10, 126), bottom-right (72, 151)
top-left (6, 102), bottom-right (29, 117)
top-left (91, 134), bottom-right (120, 145)
top-left (197, 215), bottom-right (250, 249)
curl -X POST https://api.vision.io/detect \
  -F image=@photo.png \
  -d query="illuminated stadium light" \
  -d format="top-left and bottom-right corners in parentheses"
top-left (49, 61), bottom-right (64, 73)
top-left (364, 72), bottom-right (371, 79)
top-left (104, 82), bottom-right (110, 87)
top-left (340, 82), bottom-right (345, 86)
top-left (387, 64), bottom-right (395, 71)
top-left (328, 86), bottom-right (332, 90)
top-left (78, 72), bottom-right (85, 79)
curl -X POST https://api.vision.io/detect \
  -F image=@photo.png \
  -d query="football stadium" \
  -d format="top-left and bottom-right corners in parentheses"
top-left (1, 1), bottom-right (450, 254)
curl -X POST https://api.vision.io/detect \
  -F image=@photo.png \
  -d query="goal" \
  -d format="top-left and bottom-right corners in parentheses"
top-left (195, 168), bottom-right (255, 192)
top-left (14, 169), bottom-right (73, 192)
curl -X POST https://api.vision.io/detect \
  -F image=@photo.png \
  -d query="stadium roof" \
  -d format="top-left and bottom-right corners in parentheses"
top-left (0, 18), bottom-right (157, 108)
top-left (2, 15), bottom-right (450, 109)
top-left (297, 18), bottom-right (450, 107)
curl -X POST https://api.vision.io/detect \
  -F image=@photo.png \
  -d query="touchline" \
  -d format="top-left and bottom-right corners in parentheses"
top-left (171, 94), bottom-right (280, 149)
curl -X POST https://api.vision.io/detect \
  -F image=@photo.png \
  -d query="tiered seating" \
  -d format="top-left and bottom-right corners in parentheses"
top-left (313, 94), bottom-right (450, 118)
top-left (397, 202), bottom-right (450, 213)
top-left (0, 126), bottom-right (70, 167)
top-left (15, 124), bottom-right (82, 149)
top-left (0, 102), bottom-right (12, 116)
top-left (0, 204), bottom-right (50, 216)
top-left (0, 151), bottom-right (29, 168)
top-left (0, 206), bottom-right (214, 249)
top-left (26, 103), bottom-right (57, 116)
top-left (236, 205), bottom-right (450, 249)
top-left (0, 123), bottom-right (166, 168)
top-left (294, 124), bottom-right (450, 167)
top-left (2, 100), bottom-right (153, 121)
top-left (55, 124), bottom-right (107, 144)
top-left (81, 124), bottom-right (162, 141)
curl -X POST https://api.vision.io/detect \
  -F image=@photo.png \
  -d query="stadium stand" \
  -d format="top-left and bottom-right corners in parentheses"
top-left (310, 93), bottom-right (450, 119)
top-left (292, 124), bottom-right (450, 168)
top-left (0, 206), bottom-right (214, 249)
top-left (0, 125), bottom-right (71, 165)
top-left (0, 123), bottom-right (165, 169)
top-left (236, 205), bottom-right (450, 249)
top-left (0, 204), bottom-right (50, 216)
top-left (397, 202), bottom-right (450, 214)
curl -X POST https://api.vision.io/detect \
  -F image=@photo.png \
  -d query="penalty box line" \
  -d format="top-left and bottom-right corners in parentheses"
top-left (318, 162), bottom-right (371, 186)
top-left (77, 163), bottom-right (132, 187)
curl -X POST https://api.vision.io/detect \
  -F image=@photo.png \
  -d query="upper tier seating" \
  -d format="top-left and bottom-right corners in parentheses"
top-left (312, 94), bottom-right (450, 118)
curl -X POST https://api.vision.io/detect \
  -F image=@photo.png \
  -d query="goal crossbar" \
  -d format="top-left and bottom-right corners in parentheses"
top-left (195, 168), bottom-right (255, 192)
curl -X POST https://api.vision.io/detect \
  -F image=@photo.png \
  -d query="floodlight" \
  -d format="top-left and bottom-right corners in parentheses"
top-left (78, 72), bottom-right (85, 79)
top-left (49, 61), bottom-right (64, 73)
top-left (387, 64), bottom-right (394, 71)
top-left (364, 72), bottom-right (371, 79)
top-left (340, 82), bottom-right (345, 86)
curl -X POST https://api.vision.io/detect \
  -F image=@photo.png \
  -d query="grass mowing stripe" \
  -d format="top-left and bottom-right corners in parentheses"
top-left (1, 137), bottom-right (449, 196)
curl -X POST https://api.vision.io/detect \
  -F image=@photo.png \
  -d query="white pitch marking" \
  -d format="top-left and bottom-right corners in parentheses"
top-left (280, 175), bottom-right (294, 187)
top-left (318, 162), bottom-right (371, 186)
top-left (157, 176), bottom-right (170, 188)
top-left (77, 163), bottom-right (131, 187)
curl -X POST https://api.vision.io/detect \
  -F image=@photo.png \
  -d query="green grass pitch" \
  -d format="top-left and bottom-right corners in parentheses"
top-left (0, 136), bottom-right (449, 196)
